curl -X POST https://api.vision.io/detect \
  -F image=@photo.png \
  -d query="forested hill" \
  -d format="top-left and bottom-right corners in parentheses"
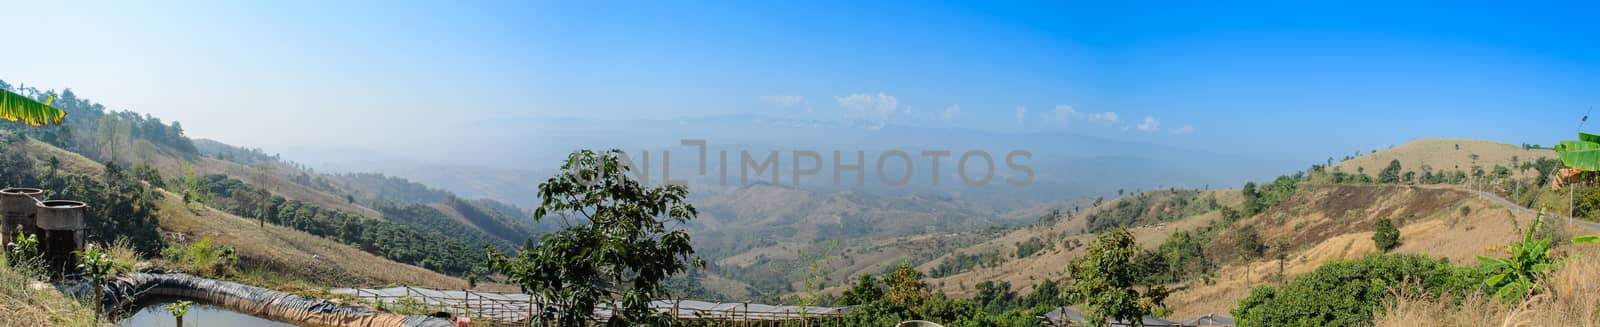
top-left (0, 78), bottom-right (551, 276)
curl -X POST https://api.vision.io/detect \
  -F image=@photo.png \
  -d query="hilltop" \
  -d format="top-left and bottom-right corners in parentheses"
top-left (1332, 138), bottom-right (1554, 179)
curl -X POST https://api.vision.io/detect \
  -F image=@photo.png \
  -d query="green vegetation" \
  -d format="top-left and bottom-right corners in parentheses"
top-left (836, 261), bottom-right (1057, 326)
top-left (0, 139), bottom-right (166, 255)
top-left (5, 232), bottom-right (40, 270)
top-left (165, 300), bottom-right (191, 327)
top-left (1477, 210), bottom-right (1571, 301)
top-left (0, 88), bottom-right (66, 128)
top-left (1066, 227), bottom-right (1168, 325)
top-left (1378, 159), bottom-right (1403, 184)
top-left (74, 245), bottom-right (114, 321)
top-left (1232, 254), bottom-right (1484, 327)
top-left (1013, 237), bottom-right (1052, 258)
top-left (1085, 189), bottom-right (1217, 233)
top-left (485, 149), bottom-right (701, 325)
top-left (1241, 175), bottom-right (1298, 216)
top-left (1149, 230), bottom-right (1209, 283)
top-left (1373, 217), bottom-right (1400, 252)
top-left (190, 173), bottom-right (485, 275)
top-left (928, 251), bottom-right (1005, 278)
top-left (161, 237), bottom-right (237, 276)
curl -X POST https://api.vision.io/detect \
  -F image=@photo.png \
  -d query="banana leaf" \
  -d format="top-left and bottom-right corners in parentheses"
top-left (1557, 140), bottom-right (1600, 171)
top-left (1582, 132), bottom-right (1600, 144)
top-left (0, 89), bottom-right (67, 127)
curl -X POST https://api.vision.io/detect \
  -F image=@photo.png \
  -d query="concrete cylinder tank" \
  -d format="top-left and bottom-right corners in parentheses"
top-left (1, 188), bottom-right (43, 252)
top-left (35, 200), bottom-right (86, 276)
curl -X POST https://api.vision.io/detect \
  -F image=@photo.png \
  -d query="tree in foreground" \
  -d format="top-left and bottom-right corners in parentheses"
top-left (485, 149), bottom-right (701, 326)
top-left (1065, 227), bottom-right (1168, 326)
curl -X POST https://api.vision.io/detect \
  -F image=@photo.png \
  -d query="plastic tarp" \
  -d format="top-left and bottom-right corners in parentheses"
top-left (1179, 314), bottom-right (1236, 326)
top-left (64, 273), bottom-right (452, 327)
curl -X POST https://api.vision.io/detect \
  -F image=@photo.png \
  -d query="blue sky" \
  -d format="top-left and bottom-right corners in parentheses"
top-left (1, 1), bottom-right (1596, 162)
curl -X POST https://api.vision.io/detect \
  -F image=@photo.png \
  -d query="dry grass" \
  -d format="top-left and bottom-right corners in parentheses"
top-left (1375, 243), bottom-right (1600, 327)
top-left (102, 238), bottom-right (143, 275)
top-left (924, 189), bottom-right (1239, 298)
top-left (0, 258), bottom-right (97, 327)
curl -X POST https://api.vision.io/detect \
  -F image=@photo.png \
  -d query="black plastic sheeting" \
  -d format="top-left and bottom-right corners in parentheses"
top-left (61, 273), bottom-right (453, 327)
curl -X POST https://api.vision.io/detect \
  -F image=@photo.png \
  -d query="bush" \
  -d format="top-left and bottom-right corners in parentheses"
top-left (1232, 254), bottom-right (1485, 327)
top-left (161, 238), bottom-right (236, 275)
top-left (1373, 218), bottom-right (1400, 252)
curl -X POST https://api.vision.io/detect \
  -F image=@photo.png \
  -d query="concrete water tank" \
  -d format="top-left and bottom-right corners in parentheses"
top-left (35, 200), bottom-right (86, 276)
top-left (1, 188), bottom-right (43, 251)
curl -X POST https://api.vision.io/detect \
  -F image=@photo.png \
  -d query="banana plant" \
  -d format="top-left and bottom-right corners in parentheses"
top-left (0, 89), bottom-right (67, 127)
top-left (1478, 209), bottom-right (1600, 301)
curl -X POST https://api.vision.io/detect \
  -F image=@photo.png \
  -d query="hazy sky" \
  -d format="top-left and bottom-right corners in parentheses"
top-left (2, 1), bottom-right (1596, 163)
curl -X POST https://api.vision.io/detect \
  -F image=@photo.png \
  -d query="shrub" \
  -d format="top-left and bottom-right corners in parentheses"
top-left (1373, 218), bottom-right (1401, 252)
top-left (161, 238), bottom-right (236, 275)
top-left (1232, 254), bottom-right (1485, 327)
top-left (5, 231), bottom-right (41, 271)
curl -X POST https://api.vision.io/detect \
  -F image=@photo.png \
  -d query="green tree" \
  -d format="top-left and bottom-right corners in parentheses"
top-left (839, 273), bottom-right (884, 306)
top-left (484, 149), bottom-right (700, 326)
top-left (1378, 159), bottom-right (1402, 184)
top-left (885, 261), bottom-right (930, 312)
top-left (1372, 218), bottom-right (1400, 252)
top-left (132, 160), bottom-right (165, 188)
top-left (1066, 227), bottom-right (1168, 326)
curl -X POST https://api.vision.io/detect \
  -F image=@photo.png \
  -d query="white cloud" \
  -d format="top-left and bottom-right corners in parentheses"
top-left (1137, 116), bottom-right (1161, 132)
top-left (1088, 111), bottom-right (1119, 123)
top-left (1052, 105), bottom-right (1076, 123)
top-left (762, 95), bottom-right (810, 112)
top-left (762, 95), bottom-right (805, 107)
top-left (1170, 124), bottom-right (1195, 134)
top-left (1014, 107), bottom-right (1027, 126)
top-left (835, 92), bottom-right (899, 119)
top-left (1043, 105), bottom-right (1119, 126)
top-left (940, 104), bottom-right (960, 121)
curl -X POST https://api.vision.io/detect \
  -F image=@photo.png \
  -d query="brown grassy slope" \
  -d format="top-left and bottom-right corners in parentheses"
top-left (154, 188), bottom-right (481, 290)
top-left (1165, 184), bottom-right (1536, 319)
top-left (922, 189), bottom-right (1243, 298)
top-left (1333, 138), bottom-right (1554, 178)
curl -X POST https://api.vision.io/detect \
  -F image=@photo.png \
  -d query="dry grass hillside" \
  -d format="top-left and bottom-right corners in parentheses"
top-left (1165, 184), bottom-right (1539, 318)
top-left (924, 189), bottom-right (1243, 297)
top-left (1333, 138), bottom-right (1553, 178)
